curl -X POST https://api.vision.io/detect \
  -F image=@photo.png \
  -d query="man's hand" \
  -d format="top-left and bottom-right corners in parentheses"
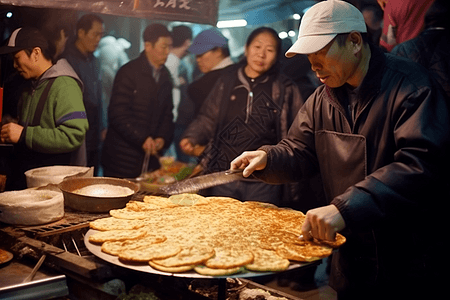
top-left (101, 129), bottom-right (107, 141)
top-left (154, 138), bottom-right (164, 153)
top-left (1, 123), bottom-right (23, 144)
top-left (179, 138), bottom-right (204, 156)
top-left (142, 137), bottom-right (164, 155)
top-left (301, 205), bottom-right (346, 241)
top-left (230, 150), bottom-right (267, 178)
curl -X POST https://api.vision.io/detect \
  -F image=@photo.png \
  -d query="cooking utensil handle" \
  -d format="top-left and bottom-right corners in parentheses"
top-left (23, 254), bottom-right (46, 283)
top-left (224, 169), bottom-right (244, 175)
top-left (140, 151), bottom-right (151, 176)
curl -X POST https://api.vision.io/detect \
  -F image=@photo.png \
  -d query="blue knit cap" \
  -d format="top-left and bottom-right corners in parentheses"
top-left (188, 28), bottom-right (228, 55)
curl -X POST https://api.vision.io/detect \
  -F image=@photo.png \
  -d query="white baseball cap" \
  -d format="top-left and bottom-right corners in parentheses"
top-left (286, 0), bottom-right (367, 57)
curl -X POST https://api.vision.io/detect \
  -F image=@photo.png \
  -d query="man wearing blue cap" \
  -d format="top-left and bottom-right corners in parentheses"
top-left (186, 28), bottom-right (234, 121)
top-left (230, 1), bottom-right (448, 299)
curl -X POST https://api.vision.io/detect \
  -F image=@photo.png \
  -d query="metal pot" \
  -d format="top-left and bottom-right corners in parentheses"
top-left (58, 177), bottom-right (139, 213)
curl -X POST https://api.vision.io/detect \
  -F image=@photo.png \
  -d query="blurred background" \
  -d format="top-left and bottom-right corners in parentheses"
top-left (0, 0), bottom-right (381, 63)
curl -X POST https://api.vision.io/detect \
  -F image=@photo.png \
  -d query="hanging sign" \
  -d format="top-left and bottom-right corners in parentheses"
top-left (0, 0), bottom-right (219, 25)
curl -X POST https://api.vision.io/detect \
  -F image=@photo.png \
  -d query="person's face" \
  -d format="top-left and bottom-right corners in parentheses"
top-left (13, 49), bottom-right (38, 80)
top-left (195, 48), bottom-right (223, 74)
top-left (181, 39), bottom-right (192, 59)
top-left (307, 36), bottom-right (359, 88)
top-left (55, 29), bottom-right (69, 59)
top-left (78, 21), bottom-right (105, 54)
top-left (145, 36), bottom-right (172, 68)
top-left (244, 31), bottom-right (278, 78)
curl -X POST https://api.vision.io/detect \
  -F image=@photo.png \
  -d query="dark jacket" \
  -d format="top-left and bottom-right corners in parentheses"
top-left (182, 64), bottom-right (308, 206)
top-left (102, 52), bottom-right (174, 178)
top-left (258, 45), bottom-right (450, 296)
top-left (62, 41), bottom-right (103, 152)
top-left (391, 28), bottom-right (450, 99)
top-left (187, 65), bottom-right (236, 117)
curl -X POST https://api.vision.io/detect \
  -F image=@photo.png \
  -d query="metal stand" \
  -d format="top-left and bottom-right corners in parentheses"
top-left (217, 278), bottom-right (226, 300)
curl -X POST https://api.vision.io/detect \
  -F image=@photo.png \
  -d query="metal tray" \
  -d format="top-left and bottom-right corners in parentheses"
top-left (85, 229), bottom-right (311, 279)
top-left (0, 249), bottom-right (13, 266)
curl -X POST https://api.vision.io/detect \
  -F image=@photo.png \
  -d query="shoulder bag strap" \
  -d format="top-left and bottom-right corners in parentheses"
top-left (31, 78), bottom-right (56, 126)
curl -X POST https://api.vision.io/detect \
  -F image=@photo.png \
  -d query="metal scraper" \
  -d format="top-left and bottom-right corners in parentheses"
top-left (158, 169), bottom-right (244, 195)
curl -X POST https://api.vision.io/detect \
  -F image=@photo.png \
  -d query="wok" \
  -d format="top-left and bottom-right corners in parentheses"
top-left (58, 177), bottom-right (139, 213)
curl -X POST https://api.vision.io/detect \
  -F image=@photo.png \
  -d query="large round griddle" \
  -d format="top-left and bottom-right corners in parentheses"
top-left (85, 229), bottom-right (311, 279)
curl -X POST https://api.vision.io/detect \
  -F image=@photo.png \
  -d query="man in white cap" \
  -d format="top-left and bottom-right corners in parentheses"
top-left (230, 1), bottom-right (448, 299)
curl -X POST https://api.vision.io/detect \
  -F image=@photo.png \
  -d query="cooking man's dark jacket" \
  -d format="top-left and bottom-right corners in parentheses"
top-left (257, 45), bottom-right (450, 294)
top-left (102, 52), bottom-right (174, 178)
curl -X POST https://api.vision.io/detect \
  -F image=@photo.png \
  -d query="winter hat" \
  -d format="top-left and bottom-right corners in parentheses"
top-left (188, 28), bottom-right (228, 55)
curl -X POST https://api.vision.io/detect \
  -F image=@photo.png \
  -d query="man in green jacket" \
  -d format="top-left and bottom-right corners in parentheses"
top-left (0, 27), bottom-right (88, 190)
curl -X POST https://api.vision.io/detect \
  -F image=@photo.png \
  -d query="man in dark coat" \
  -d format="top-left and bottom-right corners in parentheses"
top-left (231, 1), bottom-right (449, 299)
top-left (62, 14), bottom-right (105, 175)
top-left (101, 23), bottom-right (174, 178)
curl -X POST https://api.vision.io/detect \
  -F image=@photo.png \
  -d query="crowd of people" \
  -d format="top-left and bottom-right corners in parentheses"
top-left (1, 0), bottom-right (449, 298)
